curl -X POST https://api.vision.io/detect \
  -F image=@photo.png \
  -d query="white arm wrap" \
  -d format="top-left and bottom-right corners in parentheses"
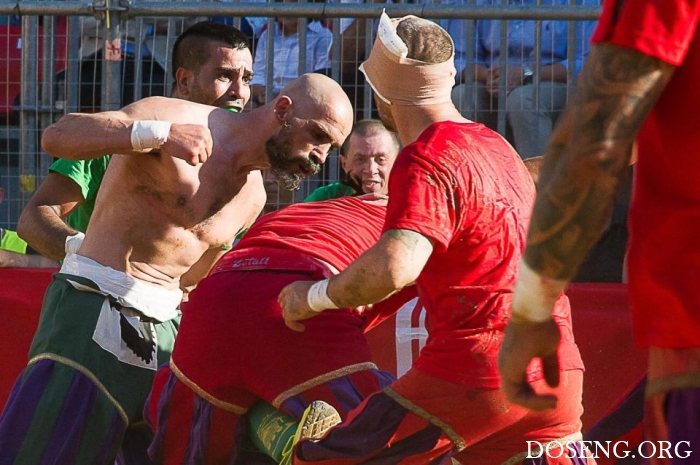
top-left (307, 279), bottom-right (339, 313)
top-left (64, 231), bottom-right (85, 254)
top-left (130, 120), bottom-right (172, 153)
top-left (512, 260), bottom-right (567, 323)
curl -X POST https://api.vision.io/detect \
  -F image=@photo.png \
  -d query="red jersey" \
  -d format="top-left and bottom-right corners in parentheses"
top-left (593, 0), bottom-right (700, 348)
top-left (234, 196), bottom-right (386, 271)
top-left (384, 121), bottom-right (583, 388)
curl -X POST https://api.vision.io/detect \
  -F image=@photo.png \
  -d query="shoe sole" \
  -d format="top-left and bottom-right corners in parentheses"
top-left (295, 400), bottom-right (342, 443)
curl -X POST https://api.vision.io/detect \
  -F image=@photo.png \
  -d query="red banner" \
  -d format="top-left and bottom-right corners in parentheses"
top-left (0, 269), bottom-right (645, 433)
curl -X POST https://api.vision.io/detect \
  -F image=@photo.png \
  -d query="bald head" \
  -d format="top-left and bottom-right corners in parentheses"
top-left (280, 74), bottom-right (354, 146)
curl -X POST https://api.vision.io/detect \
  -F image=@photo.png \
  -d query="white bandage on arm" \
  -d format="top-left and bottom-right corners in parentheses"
top-left (130, 120), bottom-right (172, 153)
top-left (307, 279), bottom-right (340, 313)
top-left (64, 231), bottom-right (85, 254)
top-left (511, 260), bottom-right (567, 323)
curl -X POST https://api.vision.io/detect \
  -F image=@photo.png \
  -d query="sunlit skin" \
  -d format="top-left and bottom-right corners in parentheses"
top-left (175, 40), bottom-right (254, 112)
top-left (39, 73), bottom-right (354, 290)
top-left (498, 43), bottom-right (676, 411)
top-left (341, 131), bottom-right (399, 195)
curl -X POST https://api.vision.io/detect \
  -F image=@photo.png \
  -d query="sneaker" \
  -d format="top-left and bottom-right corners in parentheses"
top-left (295, 400), bottom-right (341, 443)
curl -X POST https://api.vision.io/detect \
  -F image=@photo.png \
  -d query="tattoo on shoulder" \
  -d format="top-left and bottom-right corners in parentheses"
top-left (387, 229), bottom-right (433, 250)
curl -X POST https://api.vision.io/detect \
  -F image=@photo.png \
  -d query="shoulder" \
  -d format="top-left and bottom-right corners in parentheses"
top-left (304, 182), bottom-right (354, 202)
top-left (308, 21), bottom-right (332, 37)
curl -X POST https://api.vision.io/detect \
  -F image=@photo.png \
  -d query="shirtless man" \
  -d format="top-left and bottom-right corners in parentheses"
top-left (0, 73), bottom-right (353, 464)
top-left (17, 21), bottom-right (255, 262)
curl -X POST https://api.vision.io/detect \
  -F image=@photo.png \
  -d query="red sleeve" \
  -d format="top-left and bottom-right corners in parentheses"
top-left (361, 286), bottom-right (418, 333)
top-left (383, 144), bottom-right (460, 253)
top-left (592, 0), bottom-right (700, 66)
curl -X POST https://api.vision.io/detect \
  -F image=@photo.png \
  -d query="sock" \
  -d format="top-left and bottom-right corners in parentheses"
top-left (247, 401), bottom-right (298, 464)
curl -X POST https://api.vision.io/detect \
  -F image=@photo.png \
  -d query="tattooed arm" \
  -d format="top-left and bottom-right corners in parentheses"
top-left (279, 229), bottom-right (433, 331)
top-left (528, 43), bottom-right (674, 279)
top-left (498, 43), bottom-right (675, 411)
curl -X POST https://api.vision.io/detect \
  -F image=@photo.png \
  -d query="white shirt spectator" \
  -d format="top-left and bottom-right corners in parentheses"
top-left (250, 20), bottom-right (332, 96)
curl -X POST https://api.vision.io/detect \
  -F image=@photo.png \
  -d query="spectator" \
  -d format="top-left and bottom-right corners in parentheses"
top-left (450, 0), bottom-right (599, 159)
top-left (304, 119), bottom-right (399, 201)
top-left (209, 0), bottom-right (269, 51)
top-left (327, 0), bottom-right (386, 120)
top-left (250, 0), bottom-right (332, 106)
top-left (68, 17), bottom-right (197, 111)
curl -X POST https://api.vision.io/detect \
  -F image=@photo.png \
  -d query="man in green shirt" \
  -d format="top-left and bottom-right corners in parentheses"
top-left (304, 119), bottom-right (400, 201)
top-left (18, 21), bottom-right (255, 259)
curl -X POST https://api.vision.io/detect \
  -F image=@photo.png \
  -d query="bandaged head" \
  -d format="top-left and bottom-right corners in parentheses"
top-left (359, 12), bottom-right (456, 107)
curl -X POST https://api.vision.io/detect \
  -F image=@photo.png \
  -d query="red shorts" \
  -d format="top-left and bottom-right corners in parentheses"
top-left (644, 348), bottom-right (700, 465)
top-left (295, 369), bottom-right (592, 465)
top-left (173, 269), bottom-right (384, 413)
top-left (146, 268), bottom-right (396, 464)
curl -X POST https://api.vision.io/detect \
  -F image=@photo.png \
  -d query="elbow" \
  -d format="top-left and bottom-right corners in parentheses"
top-left (41, 115), bottom-right (81, 159)
top-left (15, 211), bottom-right (31, 243)
top-left (16, 210), bottom-right (40, 252)
top-left (385, 266), bottom-right (420, 292)
top-left (41, 124), bottom-right (69, 159)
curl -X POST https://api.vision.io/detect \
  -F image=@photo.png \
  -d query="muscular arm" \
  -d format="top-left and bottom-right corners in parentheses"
top-left (17, 173), bottom-right (84, 260)
top-left (41, 111), bottom-right (135, 159)
top-left (525, 43), bottom-right (675, 280)
top-left (279, 228), bottom-right (432, 331)
top-left (327, 229), bottom-right (433, 308)
top-left (42, 97), bottom-right (213, 164)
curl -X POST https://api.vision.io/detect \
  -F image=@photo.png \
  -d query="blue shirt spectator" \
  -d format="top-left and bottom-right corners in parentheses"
top-left (251, 18), bottom-right (332, 103)
top-left (450, 0), bottom-right (600, 159)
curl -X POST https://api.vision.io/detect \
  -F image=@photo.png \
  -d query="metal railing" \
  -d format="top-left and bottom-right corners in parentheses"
top-left (0, 1), bottom-right (602, 228)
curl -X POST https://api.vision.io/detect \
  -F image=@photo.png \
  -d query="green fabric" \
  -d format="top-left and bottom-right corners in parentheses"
top-left (15, 359), bottom-right (122, 464)
top-left (11, 273), bottom-right (179, 463)
top-left (49, 156), bottom-right (111, 232)
top-left (0, 229), bottom-right (28, 253)
top-left (29, 273), bottom-right (179, 422)
top-left (247, 401), bottom-right (298, 465)
top-left (303, 182), bottom-right (356, 202)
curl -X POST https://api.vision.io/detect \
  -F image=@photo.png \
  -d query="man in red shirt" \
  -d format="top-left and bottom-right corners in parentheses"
top-left (279, 13), bottom-right (588, 464)
top-left (498, 1), bottom-right (700, 463)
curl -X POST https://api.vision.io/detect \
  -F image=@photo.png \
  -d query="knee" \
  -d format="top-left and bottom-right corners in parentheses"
top-left (506, 85), bottom-right (534, 114)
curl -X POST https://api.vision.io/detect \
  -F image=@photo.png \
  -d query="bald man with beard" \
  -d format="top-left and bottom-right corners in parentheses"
top-left (0, 73), bottom-right (353, 464)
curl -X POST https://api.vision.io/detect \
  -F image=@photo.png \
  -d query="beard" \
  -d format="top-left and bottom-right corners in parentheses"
top-left (265, 127), bottom-right (322, 191)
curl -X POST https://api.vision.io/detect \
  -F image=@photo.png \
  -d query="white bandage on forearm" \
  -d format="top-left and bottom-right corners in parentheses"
top-left (130, 120), bottom-right (172, 153)
top-left (511, 260), bottom-right (567, 323)
top-left (64, 231), bottom-right (85, 254)
top-left (307, 279), bottom-right (339, 313)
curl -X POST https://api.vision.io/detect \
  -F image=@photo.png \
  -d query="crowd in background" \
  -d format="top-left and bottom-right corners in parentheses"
top-left (1, 1), bottom-right (624, 282)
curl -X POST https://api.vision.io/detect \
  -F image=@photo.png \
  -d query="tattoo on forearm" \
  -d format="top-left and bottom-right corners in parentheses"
top-left (525, 44), bottom-right (675, 279)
